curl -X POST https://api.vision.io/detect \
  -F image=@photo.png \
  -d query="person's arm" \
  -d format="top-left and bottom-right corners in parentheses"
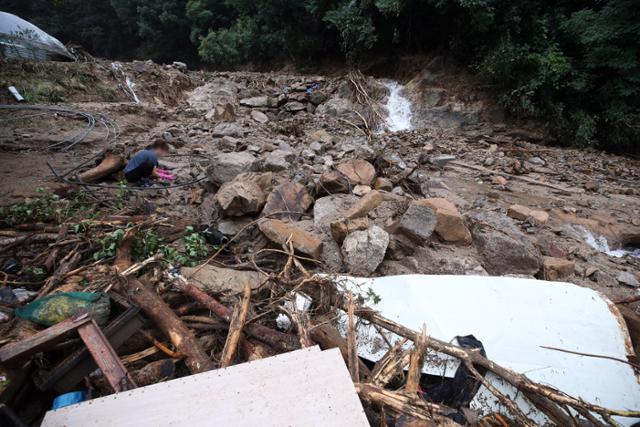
top-left (151, 167), bottom-right (160, 179)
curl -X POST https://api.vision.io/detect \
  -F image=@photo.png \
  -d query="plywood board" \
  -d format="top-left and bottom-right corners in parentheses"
top-left (41, 347), bottom-right (368, 427)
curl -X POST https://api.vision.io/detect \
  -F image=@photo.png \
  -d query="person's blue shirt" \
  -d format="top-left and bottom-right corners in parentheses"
top-left (124, 149), bottom-right (158, 182)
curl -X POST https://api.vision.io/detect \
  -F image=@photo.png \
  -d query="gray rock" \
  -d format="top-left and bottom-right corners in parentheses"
top-left (467, 210), bottom-right (543, 276)
top-left (429, 155), bottom-right (456, 167)
top-left (251, 110), bottom-right (269, 123)
top-left (397, 203), bottom-right (437, 243)
top-left (182, 265), bottom-right (263, 293)
top-left (208, 151), bottom-right (257, 185)
top-left (212, 122), bottom-right (245, 137)
top-left (313, 194), bottom-right (359, 232)
top-left (617, 271), bottom-right (639, 287)
top-left (262, 149), bottom-right (295, 171)
top-left (187, 80), bottom-right (238, 113)
top-left (284, 101), bottom-right (306, 112)
top-left (214, 172), bottom-right (272, 216)
top-left (240, 96), bottom-right (269, 107)
top-left (341, 226), bottom-right (390, 275)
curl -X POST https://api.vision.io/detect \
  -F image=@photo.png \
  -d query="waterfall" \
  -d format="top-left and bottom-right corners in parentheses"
top-left (382, 80), bottom-right (413, 132)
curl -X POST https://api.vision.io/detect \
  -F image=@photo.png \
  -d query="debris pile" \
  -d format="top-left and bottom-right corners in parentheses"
top-left (0, 58), bottom-right (639, 426)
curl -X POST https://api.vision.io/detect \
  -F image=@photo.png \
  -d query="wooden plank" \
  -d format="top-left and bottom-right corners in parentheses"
top-left (77, 320), bottom-right (136, 392)
top-left (35, 307), bottom-right (144, 392)
top-left (0, 314), bottom-right (91, 364)
top-left (42, 347), bottom-right (369, 427)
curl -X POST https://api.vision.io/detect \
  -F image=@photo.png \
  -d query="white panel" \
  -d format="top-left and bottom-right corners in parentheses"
top-left (42, 347), bottom-right (369, 427)
top-left (337, 274), bottom-right (640, 426)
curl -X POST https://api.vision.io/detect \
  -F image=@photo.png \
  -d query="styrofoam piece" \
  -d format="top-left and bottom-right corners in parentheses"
top-left (41, 347), bottom-right (369, 427)
top-left (336, 274), bottom-right (640, 425)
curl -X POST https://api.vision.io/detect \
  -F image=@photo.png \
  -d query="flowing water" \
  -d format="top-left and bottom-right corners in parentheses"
top-left (382, 80), bottom-right (413, 132)
top-left (577, 226), bottom-right (640, 259)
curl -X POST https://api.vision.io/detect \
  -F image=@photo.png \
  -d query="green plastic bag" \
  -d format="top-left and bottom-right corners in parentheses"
top-left (15, 292), bottom-right (110, 326)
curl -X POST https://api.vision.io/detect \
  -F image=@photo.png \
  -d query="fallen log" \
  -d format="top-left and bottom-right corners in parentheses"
top-left (78, 154), bottom-right (125, 183)
top-left (219, 284), bottom-right (251, 368)
top-left (309, 322), bottom-right (371, 381)
top-left (115, 233), bottom-right (214, 374)
top-left (352, 304), bottom-right (640, 425)
top-left (181, 283), bottom-right (299, 352)
top-left (405, 326), bottom-right (427, 394)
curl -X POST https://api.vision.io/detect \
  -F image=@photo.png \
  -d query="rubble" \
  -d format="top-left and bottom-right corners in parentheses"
top-left (0, 59), bottom-right (639, 426)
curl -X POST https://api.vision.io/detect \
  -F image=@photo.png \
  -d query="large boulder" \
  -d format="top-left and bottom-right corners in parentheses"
top-left (341, 226), bottom-right (390, 276)
top-left (258, 219), bottom-right (323, 258)
top-left (336, 159), bottom-right (376, 186)
top-left (313, 194), bottom-right (359, 232)
top-left (187, 80), bottom-right (238, 120)
top-left (467, 211), bottom-right (543, 276)
top-left (397, 202), bottom-right (437, 243)
top-left (214, 172), bottom-right (272, 216)
top-left (415, 198), bottom-right (472, 245)
top-left (208, 151), bottom-right (256, 185)
top-left (262, 181), bottom-right (313, 221)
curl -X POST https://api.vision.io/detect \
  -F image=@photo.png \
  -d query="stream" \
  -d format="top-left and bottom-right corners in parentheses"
top-left (382, 80), bottom-right (413, 132)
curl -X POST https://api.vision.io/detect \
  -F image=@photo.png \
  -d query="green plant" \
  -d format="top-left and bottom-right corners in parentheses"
top-left (93, 228), bottom-right (126, 261)
top-left (183, 226), bottom-right (209, 260)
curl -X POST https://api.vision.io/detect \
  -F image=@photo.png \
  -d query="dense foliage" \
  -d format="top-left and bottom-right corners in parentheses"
top-left (1, 0), bottom-right (638, 152)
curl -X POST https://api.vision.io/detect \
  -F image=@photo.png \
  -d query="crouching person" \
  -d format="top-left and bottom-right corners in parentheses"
top-left (124, 141), bottom-right (173, 185)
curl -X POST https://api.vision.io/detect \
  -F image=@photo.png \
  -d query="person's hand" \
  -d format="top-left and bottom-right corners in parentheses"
top-left (156, 169), bottom-right (176, 181)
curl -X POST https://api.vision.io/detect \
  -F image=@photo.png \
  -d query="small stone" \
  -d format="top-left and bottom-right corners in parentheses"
top-left (284, 101), bottom-right (306, 112)
top-left (251, 110), bottom-right (269, 123)
top-left (352, 185), bottom-right (371, 196)
top-left (262, 149), bottom-right (295, 172)
top-left (374, 177), bottom-right (393, 191)
top-left (319, 170), bottom-right (350, 194)
top-left (330, 217), bottom-right (369, 243)
top-left (543, 257), bottom-right (575, 281)
top-left (341, 226), bottom-right (390, 275)
top-left (429, 155), bottom-right (456, 167)
top-left (336, 159), bottom-right (376, 186)
top-left (491, 175), bottom-right (508, 186)
top-left (397, 202), bottom-right (437, 243)
top-left (585, 266), bottom-right (599, 278)
top-left (617, 271), bottom-right (639, 288)
top-left (344, 190), bottom-right (385, 219)
top-left (258, 219), bottom-right (323, 258)
top-left (212, 122), bottom-right (245, 137)
top-left (308, 129), bottom-right (334, 144)
top-left (507, 204), bottom-right (549, 226)
top-left (240, 96), bottom-right (270, 107)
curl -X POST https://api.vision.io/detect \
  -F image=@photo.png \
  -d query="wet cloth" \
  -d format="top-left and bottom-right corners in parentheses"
top-left (124, 149), bottom-right (158, 182)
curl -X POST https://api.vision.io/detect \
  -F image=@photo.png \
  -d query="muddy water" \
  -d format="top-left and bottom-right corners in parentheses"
top-left (383, 80), bottom-right (413, 132)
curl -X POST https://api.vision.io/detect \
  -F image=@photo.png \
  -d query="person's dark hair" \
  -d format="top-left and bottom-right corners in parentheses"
top-left (148, 140), bottom-right (170, 151)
